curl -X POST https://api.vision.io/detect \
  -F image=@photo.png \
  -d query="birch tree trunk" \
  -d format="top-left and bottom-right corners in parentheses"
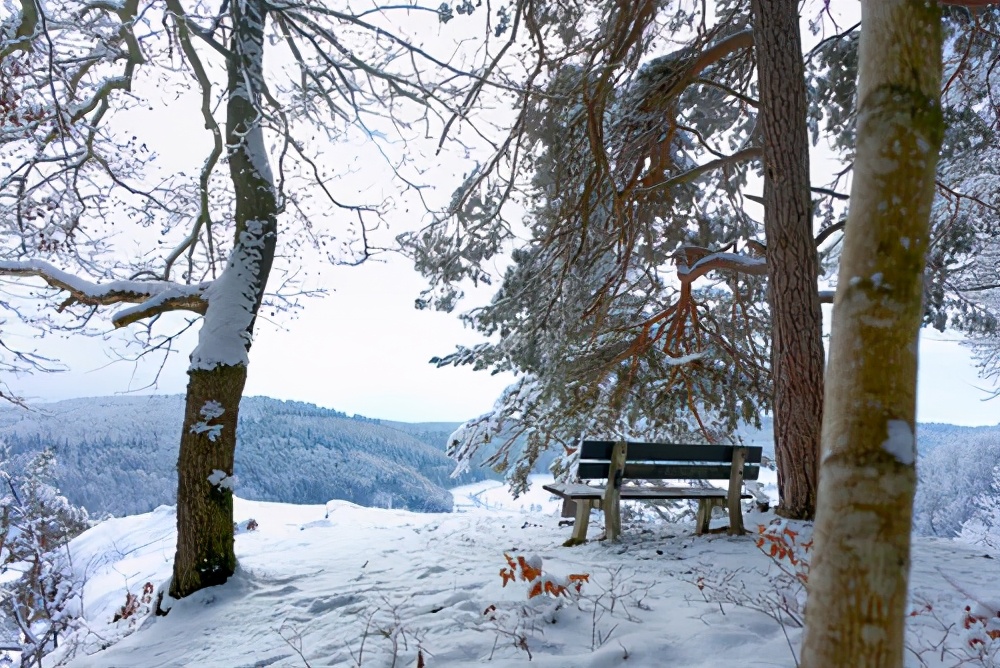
top-left (169, 0), bottom-right (277, 601)
top-left (750, 0), bottom-right (825, 520)
top-left (801, 2), bottom-right (943, 665)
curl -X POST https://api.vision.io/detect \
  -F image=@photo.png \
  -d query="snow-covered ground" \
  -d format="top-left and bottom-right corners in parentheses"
top-left (32, 476), bottom-right (1000, 667)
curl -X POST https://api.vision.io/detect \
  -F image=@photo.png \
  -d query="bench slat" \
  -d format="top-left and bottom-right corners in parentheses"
top-left (577, 462), bottom-right (760, 481)
top-left (543, 482), bottom-right (751, 501)
top-left (580, 441), bottom-right (763, 464)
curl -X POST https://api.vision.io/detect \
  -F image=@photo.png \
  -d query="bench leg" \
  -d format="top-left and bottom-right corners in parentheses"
top-left (696, 499), bottom-right (712, 535)
top-left (727, 446), bottom-right (748, 536)
top-left (727, 489), bottom-right (746, 536)
top-left (563, 499), bottom-right (592, 547)
top-left (560, 497), bottom-right (576, 518)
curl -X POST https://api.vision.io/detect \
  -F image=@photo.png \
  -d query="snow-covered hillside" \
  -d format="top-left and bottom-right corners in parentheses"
top-left (25, 479), bottom-right (1000, 668)
top-left (0, 396), bottom-right (493, 516)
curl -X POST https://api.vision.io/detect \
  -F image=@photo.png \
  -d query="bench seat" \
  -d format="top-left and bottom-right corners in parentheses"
top-left (543, 482), bottom-right (752, 501)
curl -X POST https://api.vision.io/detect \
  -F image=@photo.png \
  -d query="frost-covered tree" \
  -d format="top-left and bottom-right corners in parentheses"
top-left (0, 0), bottom-right (506, 599)
top-left (0, 445), bottom-right (89, 666)
top-left (959, 462), bottom-right (1000, 548)
top-left (405, 1), bottom-right (776, 495)
top-left (404, 1), bottom-right (849, 517)
top-left (406, 0), bottom-right (1000, 520)
top-left (810, 6), bottom-right (1000, 344)
top-left (914, 432), bottom-right (1000, 538)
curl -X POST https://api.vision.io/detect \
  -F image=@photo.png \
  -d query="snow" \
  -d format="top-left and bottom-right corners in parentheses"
top-left (680, 252), bottom-right (766, 277)
top-left (207, 469), bottom-right (235, 490)
top-left (0, 260), bottom-right (207, 326)
top-left (110, 284), bottom-right (207, 325)
top-left (38, 475), bottom-right (999, 668)
top-left (188, 221), bottom-right (269, 371)
top-left (883, 419), bottom-right (916, 465)
top-left (189, 400), bottom-right (226, 442)
top-left (656, 350), bottom-right (707, 366)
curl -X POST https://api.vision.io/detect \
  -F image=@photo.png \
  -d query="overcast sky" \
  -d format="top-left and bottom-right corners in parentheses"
top-left (8, 261), bottom-right (1000, 427)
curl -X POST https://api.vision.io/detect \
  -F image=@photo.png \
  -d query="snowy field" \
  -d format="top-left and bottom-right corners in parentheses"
top-left (31, 475), bottom-right (1000, 667)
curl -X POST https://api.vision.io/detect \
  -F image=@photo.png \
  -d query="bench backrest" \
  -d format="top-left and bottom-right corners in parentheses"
top-left (577, 440), bottom-right (763, 481)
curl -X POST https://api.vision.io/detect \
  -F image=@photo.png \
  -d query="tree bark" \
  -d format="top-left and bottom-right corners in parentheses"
top-left (750, 0), bottom-right (825, 520)
top-left (170, 365), bottom-right (245, 597)
top-left (801, 2), bottom-right (943, 666)
top-left (168, 0), bottom-right (277, 601)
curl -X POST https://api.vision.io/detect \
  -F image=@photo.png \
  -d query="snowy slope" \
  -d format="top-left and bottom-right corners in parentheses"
top-left (34, 480), bottom-right (1000, 668)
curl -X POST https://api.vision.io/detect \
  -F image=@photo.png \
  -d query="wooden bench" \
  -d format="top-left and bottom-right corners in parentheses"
top-left (543, 440), bottom-right (763, 546)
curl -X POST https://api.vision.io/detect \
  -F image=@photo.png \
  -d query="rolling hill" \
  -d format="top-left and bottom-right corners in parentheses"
top-left (0, 396), bottom-right (489, 516)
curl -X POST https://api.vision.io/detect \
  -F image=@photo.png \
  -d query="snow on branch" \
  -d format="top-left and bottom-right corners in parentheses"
top-left (671, 239), bottom-right (835, 304)
top-left (675, 250), bottom-right (768, 282)
top-left (0, 259), bottom-right (208, 327)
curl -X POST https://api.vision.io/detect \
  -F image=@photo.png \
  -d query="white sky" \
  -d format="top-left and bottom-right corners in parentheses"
top-left (6, 253), bottom-right (518, 423)
top-left (11, 289), bottom-right (1000, 426)
top-left (7, 1), bottom-right (1000, 428)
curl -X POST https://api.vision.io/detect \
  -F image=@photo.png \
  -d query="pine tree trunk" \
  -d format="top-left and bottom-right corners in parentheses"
top-left (801, 2), bottom-right (943, 665)
top-left (750, 0), bottom-right (825, 521)
top-left (168, 0), bottom-right (276, 601)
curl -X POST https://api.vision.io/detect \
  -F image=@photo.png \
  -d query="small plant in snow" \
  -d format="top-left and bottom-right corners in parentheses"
top-left (687, 520), bottom-right (813, 666)
top-left (234, 518), bottom-right (259, 534)
top-left (498, 552), bottom-right (589, 599)
top-left (906, 598), bottom-right (1000, 667)
top-left (344, 597), bottom-right (429, 668)
top-left (753, 520), bottom-right (812, 618)
top-left (112, 582), bottom-right (155, 627)
top-left (576, 566), bottom-right (652, 651)
top-left (481, 602), bottom-right (539, 661)
top-left (481, 553), bottom-right (589, 661)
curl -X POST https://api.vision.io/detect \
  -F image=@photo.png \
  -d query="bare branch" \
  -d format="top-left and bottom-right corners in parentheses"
top-left (0, 260), bottom-right (207, 328)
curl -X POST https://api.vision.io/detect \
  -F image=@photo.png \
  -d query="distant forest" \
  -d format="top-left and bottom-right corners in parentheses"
top-left (1, 395), bottom-right (994, 535)
top-left (0, 395), bottom-right (493, 516)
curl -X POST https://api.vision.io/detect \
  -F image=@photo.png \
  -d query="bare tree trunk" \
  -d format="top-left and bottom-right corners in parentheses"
top-left (801, 2), bottom-right (943, 665)
top-left (750, 0), bottom-right (825, 521)
top-left (168, 0), bottom-right (277, 601)
top-left (170, 366), bottom-right (245, 597)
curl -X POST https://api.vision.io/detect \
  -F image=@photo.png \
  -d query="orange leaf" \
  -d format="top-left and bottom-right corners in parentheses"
top-left (546, 581), bottom-right (567, 597)
top-left (517, 556), bottom-right (542, 582)
top-left (528, 581), bottom-right (542, 598)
